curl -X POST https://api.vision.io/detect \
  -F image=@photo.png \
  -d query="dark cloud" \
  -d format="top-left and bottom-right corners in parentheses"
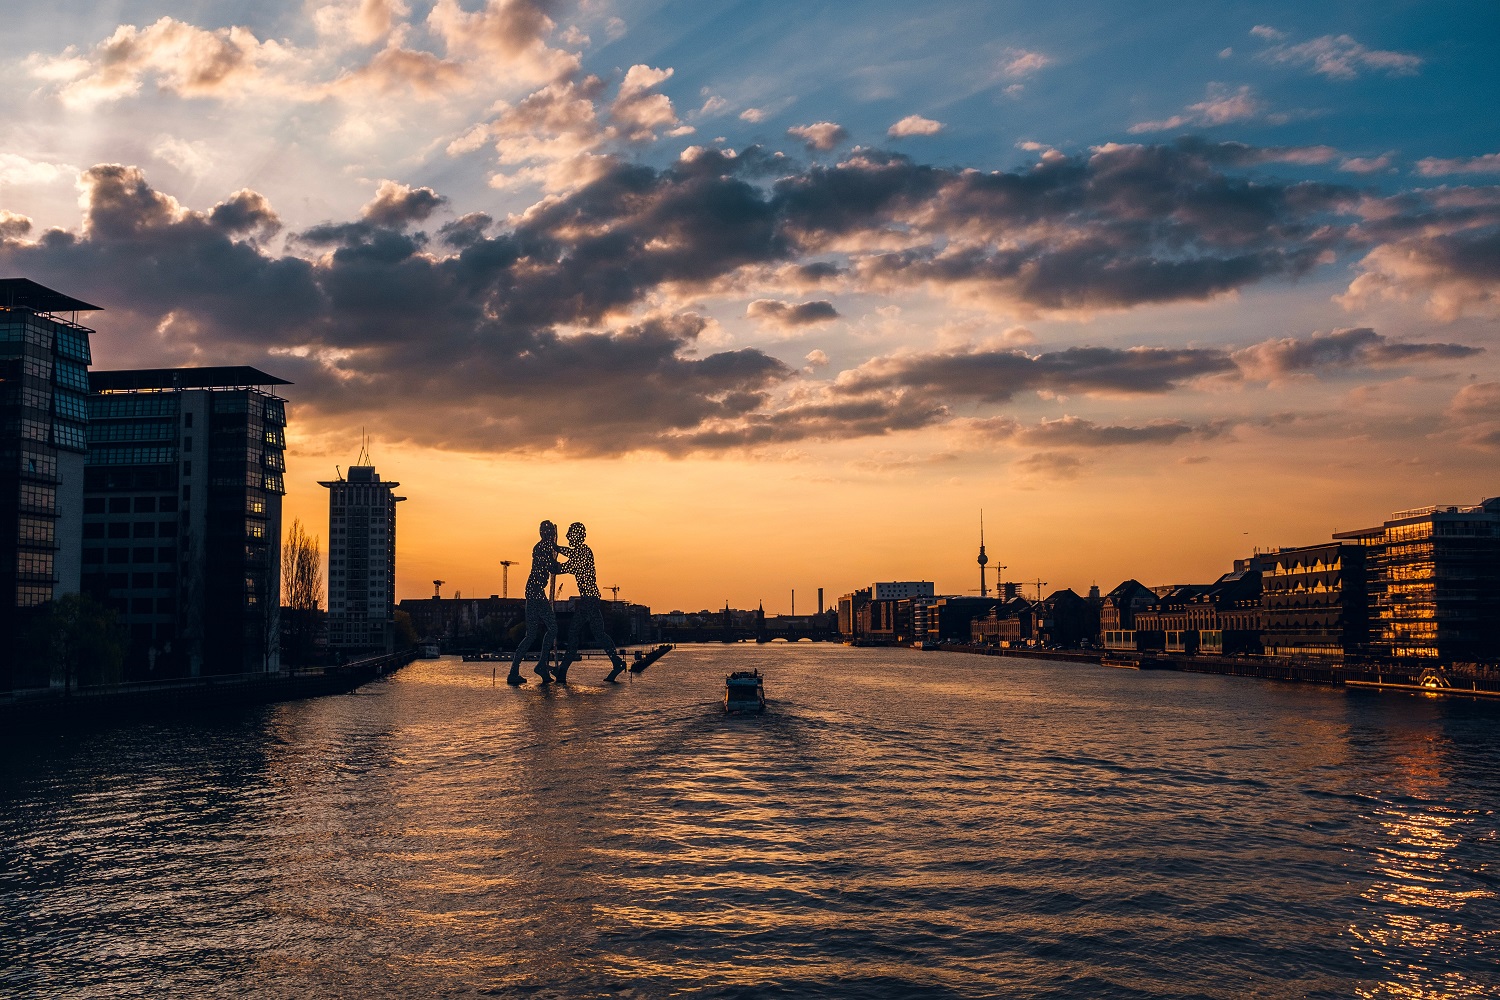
top-left (746, 298), bottom-right (839, 327)
top-left (361, 180), bottom-right (448, 227)
top-left (1, 142), bottom-right (1482, 456)
top-left (839, 345), bottom-right (1234, 403)
top-left (1234, 327), bottom-right (1482, 379)
top-left (972, 413), bottom-right (1206, 446)
top-left (1014, 451), bottom-right (1084, 480)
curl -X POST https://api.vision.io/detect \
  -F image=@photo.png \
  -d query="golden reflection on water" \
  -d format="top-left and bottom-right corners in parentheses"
top-left (1350, 723), bottom-right (1498, 999)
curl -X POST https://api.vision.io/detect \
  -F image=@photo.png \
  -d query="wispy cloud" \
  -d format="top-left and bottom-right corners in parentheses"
top-left (1257, 32), bottom-right (1421, 80)
top-left (1129, 84), bottom-right (1263, 133)
top-left (1415, 152), bottom-right (1500, 177)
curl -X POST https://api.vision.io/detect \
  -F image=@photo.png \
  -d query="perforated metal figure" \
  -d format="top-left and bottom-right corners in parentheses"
top-left (553, 522), bottom-right (628, 684)
top-left (507, 520), bottom-right (561, 685)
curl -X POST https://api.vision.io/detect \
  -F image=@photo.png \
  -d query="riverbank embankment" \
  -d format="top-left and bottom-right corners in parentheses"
top-left (0, 650), bottom-right (418, 737)
top-left (936, 643), bottom-right (1500, 700)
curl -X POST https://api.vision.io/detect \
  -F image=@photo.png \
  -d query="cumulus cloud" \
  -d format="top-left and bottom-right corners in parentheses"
top-left (739, 107), bottom-right (769, 123)
top-left (611, 65), bottom-right (683, 140)
top-left (0, 211), bottom-right (33, 240)
top-left (1130, 84), bottom-right (1264, 134)
top-left (746, 299), bottom-right (840, 327)
top-left (361, 180), bottom-right (447, 226)
top-left (0, 153), bottom-right (77, 187)
top-left (313, 0), bottom-right (411, 46)
top-left (1416, 153), bottom-right (1500, 177)
top-left (787, 122), bottom-right (848, 152)
top-left (888, 115), bottom-right (944, 138)
top-left (1233, 327), bottom-right (1481, 380)
top-left (1258, 33), bottom-right (1422, 80)
top-left (1250, 25), bottom-right (1287, 41)
top-left (3, 144), bottom-right (1482, 455)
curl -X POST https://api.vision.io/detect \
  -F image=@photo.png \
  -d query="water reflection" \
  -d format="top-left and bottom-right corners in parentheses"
top-left (3, 645), bottom-right (1499, 998)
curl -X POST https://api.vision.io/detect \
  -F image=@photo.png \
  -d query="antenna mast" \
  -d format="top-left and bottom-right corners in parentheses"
top-left (977, 510), bottom-right (990, 598)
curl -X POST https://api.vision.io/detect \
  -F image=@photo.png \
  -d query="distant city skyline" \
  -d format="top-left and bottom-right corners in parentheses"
top-left (2, 1), bottom-right (1497, 611)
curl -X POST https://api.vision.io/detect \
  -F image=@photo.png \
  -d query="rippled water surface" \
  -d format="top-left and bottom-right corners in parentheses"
top-left (4, 645), bottom-right (1500, 998)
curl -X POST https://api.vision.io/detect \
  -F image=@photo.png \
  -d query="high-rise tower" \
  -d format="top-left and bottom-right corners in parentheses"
top-left (320, 461), bottom-right (404, 654)
top-left (977, 510), bottom-right (989, 598)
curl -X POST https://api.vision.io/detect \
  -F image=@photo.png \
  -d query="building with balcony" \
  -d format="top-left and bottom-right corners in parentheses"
top-left (1259, 542), bottom-right (1369, 659)
top-left (83, 366), bottom-right (290, 677)
top-left (321, 464), bottom-right (404, 654)
top-left (0, 279), bottom-right (97, 688)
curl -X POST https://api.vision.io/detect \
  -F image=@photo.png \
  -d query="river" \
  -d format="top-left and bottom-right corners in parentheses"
top-left (2, 644), bottom-right (1498, 998)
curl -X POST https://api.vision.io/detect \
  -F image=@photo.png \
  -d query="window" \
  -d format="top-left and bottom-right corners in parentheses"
top-left (182, 461), bottom-right (192, 476)
top-left (158, 496), bottom-right (178, 513)
top-left (87, 420), bottom-right (174, 443)
top-left (84, 497), bottom-right (106, 514)
top-left (132, 572), bottom-right (155, 588)
top-left (83, 523), bottom-right (105, 539)
top-left (18, 517), bottom-right (55, 544)
top-left (54, 391), bottom-right (88, 422)
top-left (108, 523), bottom-right (129, 539)
top-left (131, 597), bottom-right (154, 614)
top-left (17, 586), bottom-right (52, 608)
top-left (247, 497), bottom-right (266, 515)
top-left (108, 497), bottom-right (131, 514)
top-left (17, 551), bottom-right (54, 577)
top-left (53, 421), bottom-right (87, 450)
top-left (90, 394), bottom-right (177, 419)
top-left (158, 521), bottom-right (177, 537)
top-left (87, 446), bottom-right (178, 466)
top-left (133, 522), bottom-right (155, 538)
top-left (21, 450), bottom-right (56, 478)
top-left (132, 548), bottom-right (155, 563)
top-left (157, 572), bottom-right (176, 588)
top-left (183, 436), bottom-right (192, 452)
top-left (20, 483), bottom-right (56, 511)
top-left (182, 485), bottom-right (191, 501)
top-left (108, 548), bottom-right (129, 564)
top-left (183, 412), bottom-right (193, 428)
top-left (54, 358), bottom-right (89, 392)
top-left (56, 327), bottom-right (91, 363)
top-left (156, 596), bottom-right (176, 614)
top-left (83, 548), bottom-right (105, 564)
top-left (133, 496), bottom-right (156, 513)
top-left (158, 546), bottom-right (175, 562)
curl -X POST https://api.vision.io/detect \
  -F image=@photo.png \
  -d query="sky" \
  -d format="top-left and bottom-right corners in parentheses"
top-left (2, 0), bottom-right (1498, 612)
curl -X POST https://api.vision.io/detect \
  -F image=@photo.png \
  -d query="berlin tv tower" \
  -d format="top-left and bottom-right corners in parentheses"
top-left (977, 510), bottom-right (989, 598)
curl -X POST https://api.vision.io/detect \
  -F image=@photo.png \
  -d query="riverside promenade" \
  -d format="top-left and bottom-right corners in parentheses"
top-left (936, 643), bottom-right (1500, 699)
top-left (0, 650), bottom-right (418, 737)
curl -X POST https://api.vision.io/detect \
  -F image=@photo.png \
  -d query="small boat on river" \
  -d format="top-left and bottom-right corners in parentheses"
top-left (418, 641), bottom-right (441, 659)
top-left (724, 669), bottom-right (766, 714)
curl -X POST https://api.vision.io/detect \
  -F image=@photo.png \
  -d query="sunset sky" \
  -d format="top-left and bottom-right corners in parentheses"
top-left (2, 1), bottom-right (1497, 611)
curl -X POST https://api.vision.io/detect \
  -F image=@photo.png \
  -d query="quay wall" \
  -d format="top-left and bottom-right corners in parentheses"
top-left (0, 650), bottom-right (418, 737)
top-left (934, 644), bottom-right (1500, 699)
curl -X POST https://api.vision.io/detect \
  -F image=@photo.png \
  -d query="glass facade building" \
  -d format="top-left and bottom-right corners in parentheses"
top-left (1336, 500), bottom-right (1500, 662)
top-left (1259, 542), bottom-right (1368, 659)
top-left (0, 279), bottom-right (97, 689)
top-left (83, 367), bottom-right (290, 677)
top-left (320, 465), bottom-right (403, 654)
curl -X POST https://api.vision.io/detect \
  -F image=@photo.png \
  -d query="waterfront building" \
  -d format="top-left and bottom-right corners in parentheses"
top-left (1099, 580), bottom-right (1157, 633)
top-left (1335, 499), bottom-right (1500, 662)
top-left (1259, 542), bottom-right (1369, 659)
top-left (919, 596), bottom-right (1005, 644)
top-left (971, 597), bottom-right (1035, 646)
top-left (83, 367), bottom-right (290, 677)
top-left (0, 279), bottom-right (96, 688)
top-left (872, 580), bottom-right (936, 600)
top-left (321, 464), bottom-right (404, 654)
top-left (838, 588), bottom-right (871, 637)
top-left (1031, 589), bottom-right (1099, 648)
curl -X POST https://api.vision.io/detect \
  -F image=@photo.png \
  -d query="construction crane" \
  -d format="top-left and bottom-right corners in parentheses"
top-left (433, 579), bottom-right (445, 599)
top-left (607, 585), bottom-right (621, 603)
top-left (1029, 578), bottom-right (1048, 602)
top-left (498, 560), bottom-right (516, 598)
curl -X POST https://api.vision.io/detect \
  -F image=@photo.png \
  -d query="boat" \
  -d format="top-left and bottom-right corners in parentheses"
top-left (724, 669), bottom-right (765, 714)
top-left (418, 641), bottom-right (441, 659)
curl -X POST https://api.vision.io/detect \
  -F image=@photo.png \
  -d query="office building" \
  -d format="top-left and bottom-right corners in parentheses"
top-left (83, 367), bottom-right (290, 677)
top-left (321, 464), bottom-right (404, 653)
top-left (872, 581), bottom-right (936, 600)
top-left (0, 279), bottom-right (96, 688)
top-left (1336, 499), bottom-right (1500, 662)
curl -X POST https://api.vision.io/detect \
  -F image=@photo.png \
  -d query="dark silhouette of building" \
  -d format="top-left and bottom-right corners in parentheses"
top-left (1336, 499), bottom-right (1500, 662)
top-left (918, 596), bottom-right (1005, 644)
top-left (971, 596), bottom-right (1035, 645)
top-left (838, 588), bottom-right (871, 637)
top-left (321, 463), bottom-right (404, 654)
top-left (82, 366), bottom-right (290, 677)
top-left (1260, 542), bottom-right (1369, 659)
top-left (1032, 588), bottom-right (1099, 648)
top-left (1, 281), bottom-right (97, 686)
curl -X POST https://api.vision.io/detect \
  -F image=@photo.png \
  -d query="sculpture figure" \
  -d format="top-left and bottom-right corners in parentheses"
top-left (553, 522), bottom-right (628, 684)
top-left (507, 520), bottom-right (561, 685)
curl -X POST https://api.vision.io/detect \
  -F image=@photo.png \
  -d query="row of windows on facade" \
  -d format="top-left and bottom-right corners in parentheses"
top-left (0, 350), bottom-right (91, 391)
top-left (2, 384), bottom-right (88, 421)
top-left (3, 417), bottom-right (87, 450)
top-left (86, 391), bottom-right (286, 424)
top-left (82, 571), bottom-right (178, 590)
top-left (0, 318), bottom-right (93, 361)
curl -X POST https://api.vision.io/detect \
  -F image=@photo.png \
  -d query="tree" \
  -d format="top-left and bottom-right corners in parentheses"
top-left (17, 594), bottom-right (127, 690)
top-left (281, 519), bottom-right (324, 665)
top-left (393, 610), bottom-right (419, 650)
